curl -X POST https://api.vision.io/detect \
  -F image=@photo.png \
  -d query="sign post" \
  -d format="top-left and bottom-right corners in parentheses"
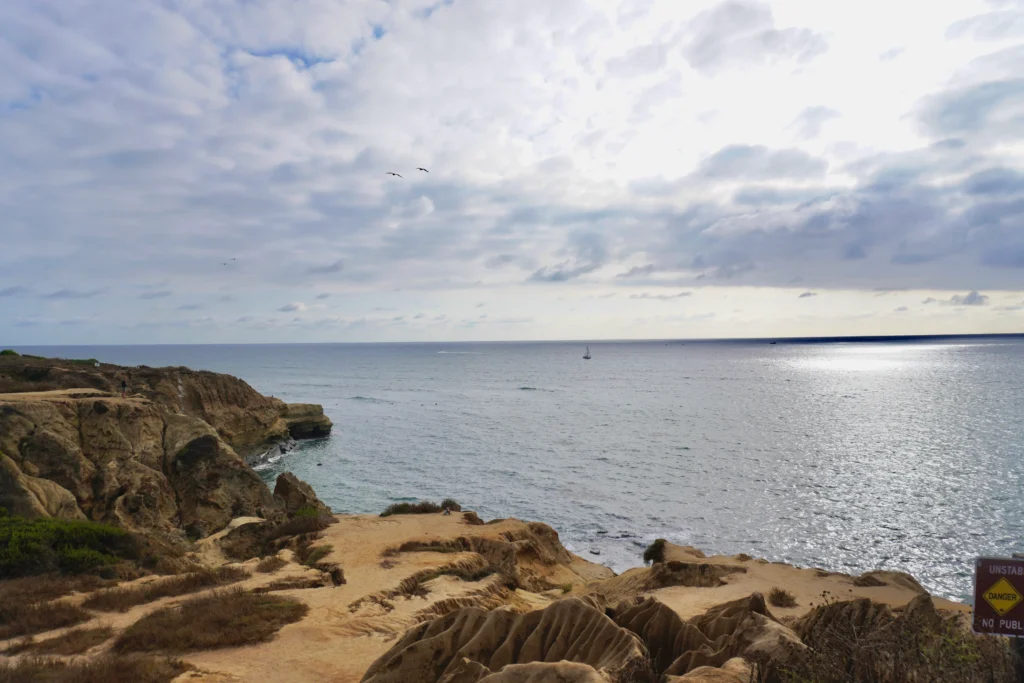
top-left (973, 557), bottom-right (1024, 637)
top-left (973, 557), bottom-right (1024, 682)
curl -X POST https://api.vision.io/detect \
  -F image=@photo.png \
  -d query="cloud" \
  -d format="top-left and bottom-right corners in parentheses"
top-left (880, 47), bottom-right (905, 61)
top-left (798, 292), bottom-right (817, 298)
top-left (791, 106), bottom-right (840, 140)
top-left (681, 1), bottom-right (828, 73)
top-left (894, 306), bottom-right (909, 312)
top-left (140, 290), bottom-right (173, 300)
top-left (629, 292), bottom-right (692, 300)
top-left (529, 262), bottom-right (600, 282)
top-left (924, 292), bottom-right (989, 306)
top-left (697, 145), bottom-right (827, 180)
top-left (0, 286), bottom-right (29, 297)
top-left (315, 293), bottom-right (331, 299)
top-left (617, 264), bottom-right (656, 278)
top-left (278, 302), bottom-right (307, 312)
top-left (43, 289), bottom-right (102, 300)
top-left (948, 291), bottom-right (989, 306)
top-left (306, 260), bottom-right (344, 275)
top-left (177, 303), bottom-right (203, 311)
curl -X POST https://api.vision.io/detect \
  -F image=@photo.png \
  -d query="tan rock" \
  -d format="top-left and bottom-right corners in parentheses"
top-left (362, 598), bottom-right (647, 683)
top-left (274, 472), bottom-right (332, 515)
top-left (278, 402), bottom-right (333, 440)
top-left (0, 452), bottom-right (85, 519)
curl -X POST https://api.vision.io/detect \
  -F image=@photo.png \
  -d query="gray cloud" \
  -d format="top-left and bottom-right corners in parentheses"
top-left (140, 290), bottom-right (173, 300)
top-left (880, 47), bottom-right (905, 61)
top-left (278, 302), bottom-right (307, 312)
top-left (919, 79), bottom-right (1024, 139)
top-left (629, 292), bottom-right (692, 300)
top-left (964, 168), bottom-right (1024, 195)
top-left (617, 264), bottom-right (656, 278)
top-left (306, 260), bottom-right (344, 275)
top-left (315, 293), bottom-right (331, 299)
top-left (682, 1), bottom-right (828, 73)
top-left (895, 306), bottom-right (909, 312)
top-left (529, 262), bottom-right (600, 282)
top-left (791, 106), bottom-right (840, 139)
top-left (0, 286), bottom-right (29, 297)
top-left (926, 291), bottom-right (991, 306)
top-left (606, 44), bottom-right (668, 78)
top-left (177, 303), bottom-right (203, 311)
top-left (697, 145), bottom-right (827, 180)
top-left (798, 291), bottom-right (817, 298)
top-left (43, 289), bottom-right (102, 300)
top-left (950, 291), bottom-right (989, 306)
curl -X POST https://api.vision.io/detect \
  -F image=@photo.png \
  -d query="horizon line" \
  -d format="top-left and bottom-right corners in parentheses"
top-left (8, 332), bottom-right (1024, 348)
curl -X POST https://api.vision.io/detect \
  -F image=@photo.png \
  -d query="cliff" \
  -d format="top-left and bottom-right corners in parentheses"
top-left (0, 355), bottom-right (332, 539)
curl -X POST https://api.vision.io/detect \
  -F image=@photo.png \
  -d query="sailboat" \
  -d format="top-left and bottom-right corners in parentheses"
top-left (583, 345), bottom-right (592, 360)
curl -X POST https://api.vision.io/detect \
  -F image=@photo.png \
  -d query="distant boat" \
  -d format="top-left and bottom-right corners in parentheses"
top-left (770, 341), bottom-right (777, 345)
top-left (583, 345), bottom-right (592, 360)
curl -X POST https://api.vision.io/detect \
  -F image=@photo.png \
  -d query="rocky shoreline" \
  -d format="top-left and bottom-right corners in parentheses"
top-left (0, 355), bottom-right (1019, 682)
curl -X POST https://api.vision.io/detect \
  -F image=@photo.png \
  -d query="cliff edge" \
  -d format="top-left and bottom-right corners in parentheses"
top-left (0, 354), bottom-right (332, 539)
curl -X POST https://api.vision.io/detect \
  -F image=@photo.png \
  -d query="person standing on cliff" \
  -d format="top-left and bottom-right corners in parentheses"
top-left (121, 378), bottom-right (127, 398)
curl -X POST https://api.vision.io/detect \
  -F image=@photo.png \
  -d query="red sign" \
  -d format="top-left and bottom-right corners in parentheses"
top-left (973, 557), bottom-right (1024, 637)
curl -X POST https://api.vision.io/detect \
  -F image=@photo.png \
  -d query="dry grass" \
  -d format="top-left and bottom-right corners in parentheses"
top-left (768, 587), bottom-right (798, 608)
top-left (255, 556), bottom-right (287, 573)
top-left (4, 626), bottom-right (113, 656)
top-left (0, 574), bottom-right (113, 607)
top-left (379, 559), bottom-right (397, 570)
top-left (765, 597), bottom-right (1020, 683)
top-left (82, 566), bottom-right (250, 612)
top-left (113, 589), bottom-right (308, 653)
top-left (0, 655), bottom-right (189, 683)
top-left (0, 600), bottom-right (92, 640)
top-left (385, 561), bottom-right (500, 600)
top-left (298, 544), bottom-right (333, 567)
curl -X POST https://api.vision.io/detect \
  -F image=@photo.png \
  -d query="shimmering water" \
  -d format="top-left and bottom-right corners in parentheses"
top-left (18, 338), bottom-right (1024, 601)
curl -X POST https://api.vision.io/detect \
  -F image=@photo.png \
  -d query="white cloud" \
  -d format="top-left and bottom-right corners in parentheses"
top-left (0, 0), bottom-right (1022, 343)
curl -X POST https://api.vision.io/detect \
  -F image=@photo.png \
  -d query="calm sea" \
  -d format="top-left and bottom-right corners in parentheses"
top-left (15, 337), bottom-right (1024, 601)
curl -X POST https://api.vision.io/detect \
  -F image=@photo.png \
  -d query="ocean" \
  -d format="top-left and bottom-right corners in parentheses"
top-left (15, 337), bottom-right (1024, 602)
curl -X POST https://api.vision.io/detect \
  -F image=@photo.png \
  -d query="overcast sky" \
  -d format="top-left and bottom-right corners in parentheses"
top-left (1, 0), bottom-right (1023, 344)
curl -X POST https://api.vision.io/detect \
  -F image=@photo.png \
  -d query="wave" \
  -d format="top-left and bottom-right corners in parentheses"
top-left (437, 351), bottom-right (482, 355)
top-left (348, 396), bottom-right (393, 404)
top-left (519, 387), bottom-right (538, 391)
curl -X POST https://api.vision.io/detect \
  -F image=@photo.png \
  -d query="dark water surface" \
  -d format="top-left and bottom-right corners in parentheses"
top-left (16, 338), bottom-right (1024, 601)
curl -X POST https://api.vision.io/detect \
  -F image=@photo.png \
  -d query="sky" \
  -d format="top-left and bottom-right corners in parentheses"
top-left (1, 0), bottom-right (1023, 344)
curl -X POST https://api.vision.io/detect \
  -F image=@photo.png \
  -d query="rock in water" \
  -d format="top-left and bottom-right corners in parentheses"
top-left (274, 472), bottom-right (332, 515)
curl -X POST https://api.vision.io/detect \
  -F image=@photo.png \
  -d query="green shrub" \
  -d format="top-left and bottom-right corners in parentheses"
top-left (643, 539), bottom-right (667, 565)
top-left (293, 506), bottom-right (320, 518)
top-left (0, 349), bottom-right (18, 356)
top-left (440, 498), bottom-right (462, 512)
top-left (0, 514), bottom-right (138, 578)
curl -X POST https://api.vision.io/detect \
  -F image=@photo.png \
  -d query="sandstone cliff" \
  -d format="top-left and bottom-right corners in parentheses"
top-left (0, 356), bottom-right (333, 539)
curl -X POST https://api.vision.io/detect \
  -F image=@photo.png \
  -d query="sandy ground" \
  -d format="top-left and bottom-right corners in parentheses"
top-left (0, 514), bottom-right (971, 683)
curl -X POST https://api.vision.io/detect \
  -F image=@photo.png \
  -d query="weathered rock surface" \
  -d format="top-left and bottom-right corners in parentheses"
top-left (274, 472), bottom-right (333, 515)
top-left (0, 357), bottom-right (332, 539)
top-left (277, 402), bottom-right (333, 440)
top-left (362, 598), bottom-right (649, 683)
top-left (0, 355), bottom-right (331, 455)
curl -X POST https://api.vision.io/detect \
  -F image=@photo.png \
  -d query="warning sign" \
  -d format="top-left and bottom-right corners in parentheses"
top-left (984, 577), bottom-right (1022, 616)
top-left (974, 557), bottom-right (1024, 637)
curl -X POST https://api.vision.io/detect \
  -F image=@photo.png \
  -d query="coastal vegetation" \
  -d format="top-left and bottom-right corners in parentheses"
top-left (0, 655), bottom-right (191, 683)
top-left (379, 499), bottom-right (461, 517)
top-left (112, 589), bottom-right (308, 653)
top-left (0, 511), bottom-right (139, 578)
top-left (82, 567), bottom-right (250, 612)
top-left (3, 625), bottom-right (114, 656)
top-left (769, 587), bottom-right (798, 608)
top-left (642, 538), bottom-right (667, 565)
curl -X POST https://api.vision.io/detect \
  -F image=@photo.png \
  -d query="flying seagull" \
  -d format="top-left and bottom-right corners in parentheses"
top-left (386, 172), bottom-right (403, 178)
top-left (417, 167), bottom-right (429, 173)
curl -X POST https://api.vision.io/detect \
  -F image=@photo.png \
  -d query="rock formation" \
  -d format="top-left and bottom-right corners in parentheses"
top-left (0, 356), bottom-right (332, 539)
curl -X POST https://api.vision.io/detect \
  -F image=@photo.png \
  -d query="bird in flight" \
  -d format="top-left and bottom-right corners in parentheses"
top-left (386, 172), bottom-right (403, 178)
top-left (417, 167), bottom-right (429, 173)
